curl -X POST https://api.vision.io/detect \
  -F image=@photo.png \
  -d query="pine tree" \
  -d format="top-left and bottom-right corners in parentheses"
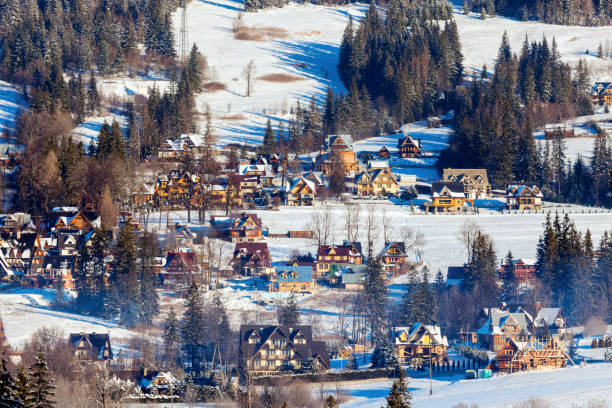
top-left (138, 231), bottom-right (159, 325)
top-left (87, 73), bottom-right (99, 115)
top-left (324, 395), bottom-right (339, 408)
top-left (52, 274), bottom-right (65, 307)
top-left (13, 366), bottom-right (29, 408)
top-left (501, 251), bottom-right (517, 303)
top-left (163, 306), bottom-right (181, 367)
top-left (262, 119), bottom-right (275, 154)
top-left (181, 283), bottom-right (205, 376)
top-left (347, 353), bottom-right (359, 370)
top-left (110, 224), bottom-right (140, 327)
top-left (386, 369), bottom-right (412, 408)
top-left (28, 352), bottom-right (55, 408)
top-left (0, 357), bottom-right (23, 408)
top-left (278, 294), bottom-right (300, 326)
top-left (364, 259), bottom-right (388, 346)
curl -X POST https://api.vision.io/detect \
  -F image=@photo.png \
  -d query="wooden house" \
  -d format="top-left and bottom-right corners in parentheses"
top-left (303, 171), bottom-right (326, 194)
top-left (425, 182), bottom-right (474, 213)
top-left (544, 125), bottom-right (575, 139)
top-left (378, 146), bottom-right (391, 159)
top-left (231, 242), bottom-right (273, 276)
top-left (506, 185), bottom-right (543, 210)
top-left (427, 116), bottom-right (442, 128)
top-left (69, 332), bottom-right (113, 361)
top-left (591, 82), bottom-right (612, 106)
top-left (132, 182), bottom-right (155, 206)
top-left (268, 265), bottom-right (317, 293)
top-left (476, 309), bottom-right (532, 352)
top-left (172, 224), bottom-right (197, 247)
top-left (322, 150), bottom-right (360, 177)
top-left (339, 265), bottom-right (367, 290)
top-left (393, 324), bottom-right (449, 366)
top-left (354, 168), bottom-right (399, 197)
top-left (314, 244), bottom-right (363, 278)
top-left (139, 371), bottom-right (178, 395)
top-left (53, 211), bottom-right (96, 234)
top-left (379, 241), bottom-right (408, 272)
top-left (489, 336), bottom-right (569, 373)
top-left (239, 325), bottom-right (330, 376)
top-left (397, 135), bottom-right (421, 158)
top-left (499, 258), bottom-right (537, 283)
top-left (534, 307), bottom-right (565, 335)
top-left (442, 169), bottom-right (491, 199)
top-left (229, 213), bottom-right (264, 242)
top-left (286, 177), bottom-right (316, 206)
top-left (324, 135), bottom-right (353, 151)
top-left (162, 250), bottom-right (201, 288)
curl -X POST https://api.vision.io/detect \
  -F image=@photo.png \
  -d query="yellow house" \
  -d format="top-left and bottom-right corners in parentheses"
top-left (425, 182), bottom-right (474, 213)
top-left (286, 177), bottom-right (315, 206)
top-left (269, 266), bottom-right (317, 293)
top-left (393, 324), bottom-right (449, 365)
top-left (133, 182), bottom-right (155, 205)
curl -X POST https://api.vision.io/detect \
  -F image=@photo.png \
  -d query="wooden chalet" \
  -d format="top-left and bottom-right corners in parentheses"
top-left (544, 125), bottom-right (575, 139)
top-left (239, 325), bottom-right (330, 376)
top-left (230, 213), bottom-right (264, 242)
top-left (132, 182), bottom-right (155, 206)
top-left (506, 185), bottom-right (543, 210)
top-left (499, 258), bottom-right (537, 283)
top-left (427, 116), bottom-right (442, 128)
top-left (231, 242), bottom-right (273, 276)
top-left (534, 307), bottom-right (566, 335)
top-left (268, 265), bottom-right (317, 293)
top-left (53, 210), bottom-right (96, 234)
top-left (162, 250), bottom-right (201, 288)
top-left (314, 244), bottom-right (364, 278)
top-left (476, 309), bottom-right (532, 352)
top-left (397, 135), bottom-right (421, 158)
top-left (324, 134), bottom-right (353, 151)
top-left (591, 82), bottom-right (612, 106)
top-left (378, 146), bottom-right (391, 159)
top-left (489, 336), bottom-right (569, 373)
top-left (286, 176), bottom-right (316, 206)
top-left (354, 167), bottom-right (399, 196)
top-left (322, 150), bottom-right (360, 177)
top-left (303, 171), bottom-right (326, 194)
top-left (442, 168), bottom-right (491, 200)
top-left (393, 324), bottom-right (449, 366)
top-left (426, 182), bottom-right (474, 213)
top-left (378, 241), bottom-right (407, 272)
top-left (69, 332), bottom-right (113, 361)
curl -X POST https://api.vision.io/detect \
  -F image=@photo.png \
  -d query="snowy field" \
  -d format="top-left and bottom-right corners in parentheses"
top-left (0, 289), bottom-right (136, 351)
top-left (148, 204), bottom-right (612, 278)
top-left (332, 363), bottom-right (612, 408)
top-left (0, 80), bottom-right (26, 133)
top-left (70, 113), bottom-right (129, 146)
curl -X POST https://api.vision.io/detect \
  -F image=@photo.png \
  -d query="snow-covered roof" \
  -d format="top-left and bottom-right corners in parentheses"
top-left (534, 308), bottom-right (562, 328)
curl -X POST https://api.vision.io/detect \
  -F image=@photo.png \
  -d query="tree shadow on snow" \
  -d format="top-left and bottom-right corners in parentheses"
top-left (197, 0), bottom-right (244, 12)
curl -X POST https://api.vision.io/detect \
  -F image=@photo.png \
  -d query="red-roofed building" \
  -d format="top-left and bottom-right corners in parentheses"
top-left (231, 242), bottom-right (273, 276)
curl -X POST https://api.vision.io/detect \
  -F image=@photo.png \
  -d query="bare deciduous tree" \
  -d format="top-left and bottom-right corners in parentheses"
top-left (457, 218), bottom-right (481, 261)
top-left (344, 202), bottom-right (361, 243)
top-left (399, 225), bottom-right (425, 260)
top-left (309, 203), bottom-right (333, 247)
top-left (365, 205), bottom-right (379, 258)
top-left (242, 59), bottom-right (257, 97)
top-left (381, 208), bottom-right (393, 244)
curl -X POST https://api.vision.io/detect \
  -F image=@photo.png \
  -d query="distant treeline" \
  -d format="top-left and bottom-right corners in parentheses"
top-left (466, 0), bottom-right (612, 26)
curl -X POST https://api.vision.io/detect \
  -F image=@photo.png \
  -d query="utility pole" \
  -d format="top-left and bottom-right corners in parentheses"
top-left (429, 353), bottom-right (433, 395)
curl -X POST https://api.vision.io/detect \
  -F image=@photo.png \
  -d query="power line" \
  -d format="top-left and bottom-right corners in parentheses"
top-left (180, 0), bottom-right (189, 62)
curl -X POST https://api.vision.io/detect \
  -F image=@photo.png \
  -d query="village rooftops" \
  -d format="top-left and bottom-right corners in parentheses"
top-left (476, 310), bottom-right (531, 336)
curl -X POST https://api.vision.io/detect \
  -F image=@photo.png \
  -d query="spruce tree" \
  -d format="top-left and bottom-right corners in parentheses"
top-left (364, 259), bottom-right (388, 346)
top-left (347, 353), bottom-right (359, 370)
top-left (278, 294), bottom-right (300, 326)
top-left (13, 366), bottom-right (29, 408)
top-left (181, 283), bottom-right (205, 376)
top-left (139, 231), bottom-right (159, 325)
top-left (0, 357), bottom-right (23, 408)
top-left (110, 224), bottom-right (140, 327)
top-left (28, 352), bottom-right (55, 408)
top-left (386, 369), bottom-right (412, 408)
top-left (164, 306), bottom-right (181, 367)
top-left (262, 119), bottom-right (275, 155)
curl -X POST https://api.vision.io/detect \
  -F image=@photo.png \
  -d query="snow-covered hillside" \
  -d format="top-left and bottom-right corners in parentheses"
top-left (0, 80), bottom-right (26, 133)
top-left (172, 0), bottom-right (367, 147)
top-left (0, 289), bottom-right (136, 350)
top-left (169, 0), bottom-right (612, 147)
top-left (334, 363), bottom-right (612, 408)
